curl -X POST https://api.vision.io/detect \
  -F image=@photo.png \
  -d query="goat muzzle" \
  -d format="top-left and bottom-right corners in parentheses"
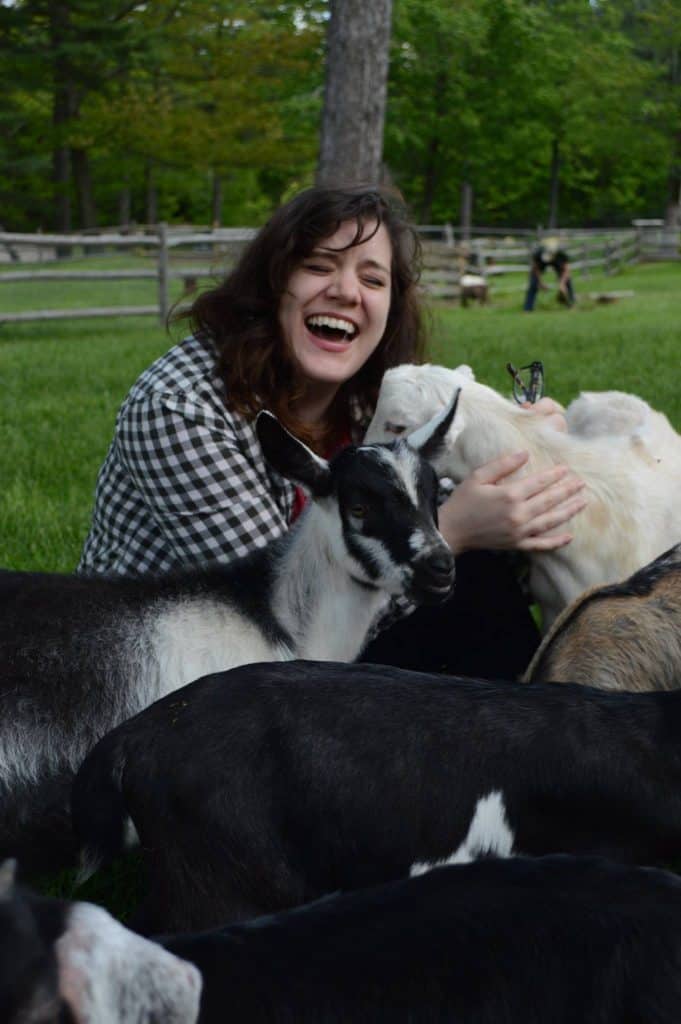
top-left (410, 549), bottom-right (456, 604)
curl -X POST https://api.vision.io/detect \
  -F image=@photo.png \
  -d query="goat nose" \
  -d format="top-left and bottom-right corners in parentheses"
top-left (410, 548), bottom-right (455, 604)
top-left (428, 552), bottom-right (454, 575)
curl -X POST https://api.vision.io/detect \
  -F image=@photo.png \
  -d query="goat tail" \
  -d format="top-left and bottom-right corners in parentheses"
top-left (71, 735), bottom-right (135, 887)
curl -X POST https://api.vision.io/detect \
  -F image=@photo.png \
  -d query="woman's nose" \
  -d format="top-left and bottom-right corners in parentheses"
top-left (325, 267), bottom-right (360, 303)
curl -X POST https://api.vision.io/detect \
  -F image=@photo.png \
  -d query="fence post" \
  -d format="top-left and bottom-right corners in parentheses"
top-left (157, 222), bottom-right (169, 325)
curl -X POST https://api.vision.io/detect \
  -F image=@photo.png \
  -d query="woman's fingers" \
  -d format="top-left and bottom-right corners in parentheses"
top-left (516, 493), bottom-right (589, 549)
top-left (471, 451), bottom-right (530, 485)
top-left (440, 455), bottom-right (588, 554)
top-left (521, 473), bottom-right (586, 520)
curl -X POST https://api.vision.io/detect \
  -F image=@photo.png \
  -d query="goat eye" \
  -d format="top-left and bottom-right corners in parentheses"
top-left (349, 504), bottom-right (367, 519)
top-left (385, 421), bottom-right (407, 436)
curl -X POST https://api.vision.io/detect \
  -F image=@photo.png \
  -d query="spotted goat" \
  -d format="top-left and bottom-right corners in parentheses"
top-left (72, 658), bottom-right (681, 932)
top-left (0, 400), bottom-right (457, 873)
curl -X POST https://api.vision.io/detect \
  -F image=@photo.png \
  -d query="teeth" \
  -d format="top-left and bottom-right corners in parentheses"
top-left (306, 315), bottom-right (357, 336)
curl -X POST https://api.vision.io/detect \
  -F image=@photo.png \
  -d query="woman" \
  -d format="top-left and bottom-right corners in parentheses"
top-left (78, 185), bottom-right (585, 678)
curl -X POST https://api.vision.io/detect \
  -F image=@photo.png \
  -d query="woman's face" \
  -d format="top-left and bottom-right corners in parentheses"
top-left (278, 219), bottom-right (393, 393)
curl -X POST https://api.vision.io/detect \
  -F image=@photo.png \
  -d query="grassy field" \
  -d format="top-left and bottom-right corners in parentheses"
top-left (1, 257), bottom-right (680, 911)
top-left (1, 258), bottom-right (679, 572)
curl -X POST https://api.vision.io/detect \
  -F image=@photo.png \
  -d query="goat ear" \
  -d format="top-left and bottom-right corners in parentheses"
top-left (0, 858), bottom-right (17, 900)
top-left (256, 411), bottom-right (332, 497)
top-left (406, 387), bottom-right (461, 460)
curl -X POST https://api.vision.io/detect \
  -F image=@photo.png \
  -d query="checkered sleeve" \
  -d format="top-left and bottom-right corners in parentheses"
top-left (117, 390), bottom-right (289, 565)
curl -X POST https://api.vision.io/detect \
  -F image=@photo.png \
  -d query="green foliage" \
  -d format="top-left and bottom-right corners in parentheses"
top-left (429, 262), bottom-right (681, 424)
top-left (385, 0), bottom-right (677, 225)
top-left (0, 0), bottom-right (325, 229)
top-left (1, 1), bottom-right (679, 234)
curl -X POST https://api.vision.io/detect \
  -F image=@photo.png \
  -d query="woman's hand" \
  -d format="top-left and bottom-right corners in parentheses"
top-left (438, 451), bottom-right (587, 555)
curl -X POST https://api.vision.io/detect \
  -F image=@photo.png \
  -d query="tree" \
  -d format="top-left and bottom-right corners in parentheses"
top-left (617, 0), bottom-right (681, 225)
top-left (316, 0), bottom-right (393, 185)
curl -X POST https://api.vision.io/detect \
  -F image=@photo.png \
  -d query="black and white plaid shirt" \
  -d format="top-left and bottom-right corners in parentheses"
top-left (77, 334), bottom-right (305, 577)
top-left (77, 333), bottom-right (437, 634)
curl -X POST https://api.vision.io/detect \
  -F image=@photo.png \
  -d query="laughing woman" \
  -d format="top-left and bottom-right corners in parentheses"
top-left (77, 185), bottom-right (585, 679)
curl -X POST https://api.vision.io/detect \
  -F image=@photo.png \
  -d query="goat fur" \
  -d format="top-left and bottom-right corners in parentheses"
top-left (365, 364), bottom-right (681, 628)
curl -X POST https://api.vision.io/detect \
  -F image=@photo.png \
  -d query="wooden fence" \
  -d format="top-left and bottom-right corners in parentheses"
top-left (0, 224), bottom-right (256, 324)
top-left (420, 228), bottom-right (644, 300)
top-left (0, 221), bottom-right (676, 323)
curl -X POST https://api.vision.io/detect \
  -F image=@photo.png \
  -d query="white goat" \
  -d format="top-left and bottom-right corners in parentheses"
top-left (365, 363), bottom-right (681, 630)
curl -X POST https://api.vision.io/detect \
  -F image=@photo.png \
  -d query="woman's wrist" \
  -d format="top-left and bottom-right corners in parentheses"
top-left (438, 501), bottom-right (468, 556)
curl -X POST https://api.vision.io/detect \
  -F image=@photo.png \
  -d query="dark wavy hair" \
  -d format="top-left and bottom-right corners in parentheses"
top-left (178, 184), bottom-right (427, 451)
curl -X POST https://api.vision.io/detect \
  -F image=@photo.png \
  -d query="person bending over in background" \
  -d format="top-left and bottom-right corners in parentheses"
top-left (524, 242), bottom-right (575, 311)
top-left (78, 185), bottom-right (585, 679)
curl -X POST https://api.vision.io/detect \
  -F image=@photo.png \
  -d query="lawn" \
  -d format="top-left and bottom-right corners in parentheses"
top-left (1, 258), bottom-right (679, 573)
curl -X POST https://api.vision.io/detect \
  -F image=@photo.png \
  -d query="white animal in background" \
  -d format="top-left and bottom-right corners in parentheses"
top-left (365, 363), bottom-right (681, 629)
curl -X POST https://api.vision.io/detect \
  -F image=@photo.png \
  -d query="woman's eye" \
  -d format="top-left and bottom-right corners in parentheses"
top-left (363, 276), bottom-right (385, 288)
top-left (304, 262), bottom-right (331, 273)
top-left (350, 505), bottom-right (367, 519)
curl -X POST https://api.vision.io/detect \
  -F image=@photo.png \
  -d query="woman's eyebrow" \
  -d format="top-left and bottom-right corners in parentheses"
top-left (311, 248), bottom-right (391, 275)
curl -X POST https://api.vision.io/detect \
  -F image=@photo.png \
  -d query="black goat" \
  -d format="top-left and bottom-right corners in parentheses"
top-left (73, 659), bottom-right (681, 932)
top-left (161, 854), bottom-right (681, 1024)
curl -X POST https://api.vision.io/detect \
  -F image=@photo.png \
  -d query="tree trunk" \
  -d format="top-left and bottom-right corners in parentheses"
top-left (118, 184), bottom-right (132, 231)
top-left (460, 180), bottom-right (473, 242)
top-left (316, 0), bottom-right (393, 186)
top-left (419, 72), bottom-right (448, 223)
top-left (49, 3), bottom-right (73, 251)
top-left (419, 136), bottom-right (440, 223)
top-left (72, 147), bottom-right (98, 230)
top-left (548, 137), bottom-right (560, 229)
top-left (211, 171), bottom-right (223, 227)
top-left (665, 128), bottom-right (681, 228)
top-left (145, 162), bottom-right (158, 225)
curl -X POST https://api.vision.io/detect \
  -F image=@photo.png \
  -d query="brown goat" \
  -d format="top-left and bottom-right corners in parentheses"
top-left (523, 542), bottom-right (681, 692)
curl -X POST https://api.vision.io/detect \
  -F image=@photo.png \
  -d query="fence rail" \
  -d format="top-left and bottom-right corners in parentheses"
top-left (0, 222), bottom-right (677, 322)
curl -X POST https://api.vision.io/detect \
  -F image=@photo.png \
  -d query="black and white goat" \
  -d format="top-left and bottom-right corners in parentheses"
top-left (0, 859), bottom-right (201, 1023)
top-left (161, 854), bottom-right (681, 1024)
top-left (73, 658), bottom-right (681, 932)
top-left (0, 400), bottom-right (457, 872)
top-left (525, 541), bottom-right (681, 690)
top-left (365, 363), bottom-right (681, 629)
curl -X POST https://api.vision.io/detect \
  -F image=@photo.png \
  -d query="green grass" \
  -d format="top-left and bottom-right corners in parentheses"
top-left (429, 261), bottom-right (681, 425)
top-left (0, 316), bottom-right (177, 571)
top-left (0, 251), bottom-right (225, 312)
top-left (1, 259), bottom-right (679, 573)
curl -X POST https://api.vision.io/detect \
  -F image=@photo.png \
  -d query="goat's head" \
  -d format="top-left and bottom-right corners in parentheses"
top-left (364, 363), bottom-right (477, 477)
top-left (365, 362), bottom-right (523, 483)
top-left (256, 397), bottom-right (459, 604)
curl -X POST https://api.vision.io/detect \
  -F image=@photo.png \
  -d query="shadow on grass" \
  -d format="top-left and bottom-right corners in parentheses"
top-left (35, 849), bottom-right (144, 925)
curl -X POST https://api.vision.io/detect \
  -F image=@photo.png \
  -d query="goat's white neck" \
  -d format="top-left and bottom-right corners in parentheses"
top-left (271, 503), bottom-right (390, 662)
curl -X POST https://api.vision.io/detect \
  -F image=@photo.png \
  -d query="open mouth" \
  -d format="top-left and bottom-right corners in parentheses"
top-left (305, 315), bottom-right (358, 343)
